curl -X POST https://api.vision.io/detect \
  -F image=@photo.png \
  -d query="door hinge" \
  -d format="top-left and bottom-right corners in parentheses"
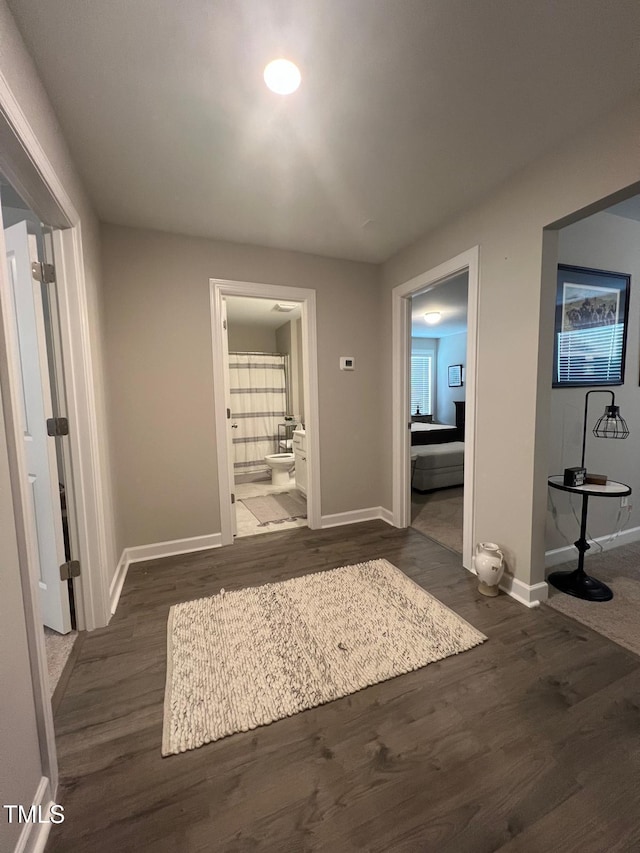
top-left (227, 408), bottom-right (231, 419)
top-left (60, 560), bottom-right (81, 581)
top-left (223, 319), bottom-right (227, 330)
top-left (47, 417), bottom-right (69, 436)
top-left (408, 422), bottom-right (412, 430)
top-left (31, 261), bottom-right (56, 283)
top-left (231, 493), bottom-right (235, 504)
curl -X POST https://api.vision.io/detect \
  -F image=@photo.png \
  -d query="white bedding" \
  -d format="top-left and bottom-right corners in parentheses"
top-left (410, 422), bottom-right (456, 433)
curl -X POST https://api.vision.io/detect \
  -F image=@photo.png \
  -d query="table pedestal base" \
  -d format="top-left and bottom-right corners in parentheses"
top-left (548, 568), bottom-right (613, 602)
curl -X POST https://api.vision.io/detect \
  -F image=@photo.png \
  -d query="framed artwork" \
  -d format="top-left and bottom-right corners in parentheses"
top-left (553, 264), bottom-right (630, 388)
top-left (448, 364), bottom-right (463, 387)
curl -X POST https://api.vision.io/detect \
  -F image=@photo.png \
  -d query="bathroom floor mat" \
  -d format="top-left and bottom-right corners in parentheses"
top-left (240, 491), bottom-right (307, 525)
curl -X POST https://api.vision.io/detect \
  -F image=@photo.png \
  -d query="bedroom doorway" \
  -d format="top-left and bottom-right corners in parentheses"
top-left (210, 278), bottom-right (321, 546)
top-left (391, 247), bottom-right (479, 571)
top-left (409, 273), bottom-right (468, 554)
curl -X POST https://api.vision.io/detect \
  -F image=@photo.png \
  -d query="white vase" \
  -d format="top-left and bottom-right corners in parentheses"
top-left (475, 542), bottom-right (505, 597)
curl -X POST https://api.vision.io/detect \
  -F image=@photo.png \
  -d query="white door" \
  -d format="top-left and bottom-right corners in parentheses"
top-left (4, 220), bottom-right (71, 633)
top-left (221, 299), bottom-right (237, 535)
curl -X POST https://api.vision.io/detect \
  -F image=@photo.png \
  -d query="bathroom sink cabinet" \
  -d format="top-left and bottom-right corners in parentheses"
top-left (293, 429), bottom-right (307, 497)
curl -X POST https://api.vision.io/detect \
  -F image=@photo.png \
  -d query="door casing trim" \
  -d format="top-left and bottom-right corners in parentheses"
top-left (209, 278), bottom-right (321, 544)
top-left (0, 65), bottom-right (113, 799)
top-left (391, 246), bottom-right (480, 570)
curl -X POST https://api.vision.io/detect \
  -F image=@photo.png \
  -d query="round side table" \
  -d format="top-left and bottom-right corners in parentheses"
top-left (547, 476), bottom-right (631, 602)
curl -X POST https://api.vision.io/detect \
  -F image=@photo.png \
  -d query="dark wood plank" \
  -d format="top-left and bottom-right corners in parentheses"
top-left (46, 523), bottom-right (640, 852)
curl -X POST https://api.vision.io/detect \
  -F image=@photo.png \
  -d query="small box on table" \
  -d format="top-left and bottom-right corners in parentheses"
top-left (563, 467), bottom-right (586, 487)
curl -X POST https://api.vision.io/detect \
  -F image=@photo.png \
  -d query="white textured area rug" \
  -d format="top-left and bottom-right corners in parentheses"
top-left (162, 559), bottom-right (486, 755)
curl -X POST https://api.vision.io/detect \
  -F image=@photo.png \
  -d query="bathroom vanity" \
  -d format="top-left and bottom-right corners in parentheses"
top-left (293, 428), bottom-right (307, 496)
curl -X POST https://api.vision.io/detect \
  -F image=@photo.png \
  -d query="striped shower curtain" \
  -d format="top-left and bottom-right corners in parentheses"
top-left (229, 353), bottom-right (288, 476)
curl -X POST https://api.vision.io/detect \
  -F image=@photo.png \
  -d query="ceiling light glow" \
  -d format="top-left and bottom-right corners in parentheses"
top-left (264, 59), bottom-right (301, 95)
top-left (424, 311), bottom-right (442, 324)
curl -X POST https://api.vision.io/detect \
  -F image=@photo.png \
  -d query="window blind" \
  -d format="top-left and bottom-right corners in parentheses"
top-left (556, 324), bottom-right (623, 384)
top-left (411, 353), bottom-right (433, 415)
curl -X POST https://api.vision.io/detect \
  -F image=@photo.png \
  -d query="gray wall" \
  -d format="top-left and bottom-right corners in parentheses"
top-left (275, 319), bottom-right (304, 421)
top-left (547, 211), bottom-right (640, 551)
top-left (436, 332), bottom-right (467, 425)
top-left (1, 203), bottom-right (41, 229)
top-left (382, 92), bottom-right (640, 586)
top-left (227, 322), bottom-right (277, 353)
top-left (101, 223), bottom-right (383, 548)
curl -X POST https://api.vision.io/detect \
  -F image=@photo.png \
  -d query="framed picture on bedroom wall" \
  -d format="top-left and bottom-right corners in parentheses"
top-left (448, 364), bottom-right (463, 387)
top-left (552, 264), bottom-right (630, 387)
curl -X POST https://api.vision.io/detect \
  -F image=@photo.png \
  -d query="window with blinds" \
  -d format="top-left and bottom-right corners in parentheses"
top-left (556, 324), bottom-right (624, 384)
top-left (410, 353), bottom-right (433, 415)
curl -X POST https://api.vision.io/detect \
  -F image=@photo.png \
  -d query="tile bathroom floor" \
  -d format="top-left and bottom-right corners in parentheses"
top-left (234, 476), bottom-right (307, 538)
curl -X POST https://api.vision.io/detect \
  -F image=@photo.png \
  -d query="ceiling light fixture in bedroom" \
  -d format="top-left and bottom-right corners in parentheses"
top-left (424, 311), bottom-right (442, 324)
top-left (264, 59), bottom-right (301, 95)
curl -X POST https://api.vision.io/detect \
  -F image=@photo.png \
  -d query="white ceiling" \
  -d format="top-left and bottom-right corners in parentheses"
top-left (412, 272), bottom-right (468, 339)
top-left (7, 0), bottom-right (640, 263)
top-left (226, 296), bottom-right (301, 328)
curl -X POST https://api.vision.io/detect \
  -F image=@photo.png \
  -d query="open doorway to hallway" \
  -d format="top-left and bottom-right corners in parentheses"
top-left (543, 187), bottom-right (640, 649)
top-left (409, 272), bottom-right (468, 554)
top-left (0, 173), bottom-right (80, 695)
top-left (225, 296), bottom-right (308, 537)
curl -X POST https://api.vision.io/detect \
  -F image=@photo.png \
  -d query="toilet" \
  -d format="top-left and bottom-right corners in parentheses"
top-left (264, 453), bottom-right (295, 486)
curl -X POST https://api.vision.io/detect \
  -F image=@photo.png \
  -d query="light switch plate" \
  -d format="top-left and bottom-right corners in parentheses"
top-left (340, 356), bottom-right (355, 370)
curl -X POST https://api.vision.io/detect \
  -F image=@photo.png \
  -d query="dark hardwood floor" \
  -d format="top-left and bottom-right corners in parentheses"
top-left (47, 523), bottom-right (640, 852)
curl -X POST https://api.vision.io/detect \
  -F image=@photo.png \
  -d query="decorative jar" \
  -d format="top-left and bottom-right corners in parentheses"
top-left (475, 542), bottom-right (505, 597)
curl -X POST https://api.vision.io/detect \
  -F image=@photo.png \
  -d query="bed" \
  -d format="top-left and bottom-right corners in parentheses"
top-left (411, 422), bottom-right (458, 445)
top-left (411, 401), bottom-right (465, 446)
top-left (411, 401), bottom-right (465, 491)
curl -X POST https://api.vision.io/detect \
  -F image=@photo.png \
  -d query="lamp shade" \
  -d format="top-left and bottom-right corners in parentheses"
top-left (592, 404), bottom-right (629, 440)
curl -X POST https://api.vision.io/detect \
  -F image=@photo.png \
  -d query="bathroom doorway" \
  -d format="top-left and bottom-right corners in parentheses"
top-left (210, 279), bottom-right (321, 545)
top-left (226, 296), bottom-right (307, 537)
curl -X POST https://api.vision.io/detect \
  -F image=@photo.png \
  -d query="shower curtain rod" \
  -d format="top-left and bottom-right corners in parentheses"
top-left (228, 351), bottom-right (285, 356)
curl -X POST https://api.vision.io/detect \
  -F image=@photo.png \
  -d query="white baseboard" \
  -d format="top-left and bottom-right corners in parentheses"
top-left (499, 574), bottom-right (548, 608)
top-left (545, 524), bottom-right (640, 569)
top-left (109, 550), bottom-right (129, 614)
top-left (124, 533), bottom-right (223, 564)
top-left (320, 507), bottom-right (394, 529)
top-left (13, 778), bottom-right (53, 853)
top-left (468, 561), bottom-right (548, 608)
top-left (110, 533), bottom-right (223, 617)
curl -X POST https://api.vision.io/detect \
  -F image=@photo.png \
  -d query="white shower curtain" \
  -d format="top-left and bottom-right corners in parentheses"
top-left (229, 353), bottom-right (288, 475)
